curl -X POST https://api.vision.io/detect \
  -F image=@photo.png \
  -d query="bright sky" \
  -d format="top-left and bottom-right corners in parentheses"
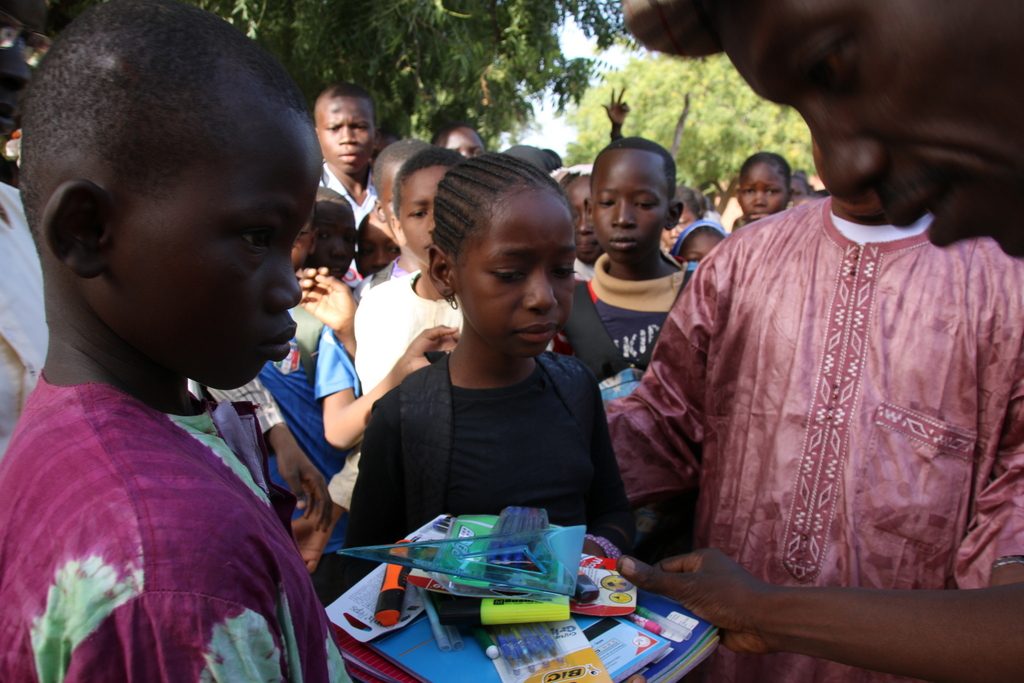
top-left (504, 17), bottom-right (636, 159)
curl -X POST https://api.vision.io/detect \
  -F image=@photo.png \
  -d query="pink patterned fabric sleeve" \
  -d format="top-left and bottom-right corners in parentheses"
top-left (605, 254), bottom-right (720, 506)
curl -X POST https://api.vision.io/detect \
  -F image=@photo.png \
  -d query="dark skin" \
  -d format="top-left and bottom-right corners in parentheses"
top-left (39, 78), bottom-right (322, 416)
top-left (304, 200), bottom-right (357, 280)
top-left (356, 216), bottom-right (401, 277)
top-left (590, 148), bottom-right (682, 281)
top-left (392, 164), bottom-right (448, 301)
top-left (564, 175), bottom-right (602, 265)
top-left (707, 0), bottom-right (1024, 256)
top-left (620, 2), bottom-right (1024, 681)
top-left (315, 94), bottom-right (375, 206)
top-left (437, 126), bottom-right (484, 158)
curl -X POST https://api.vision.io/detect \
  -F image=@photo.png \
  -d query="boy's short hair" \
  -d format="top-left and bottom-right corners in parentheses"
top-left (594, 136), bottom-right (677, 197)
top-left (392, 147), bottom-right (464, 215)
top-left (316, 82), bottom-right (376, 122)
top-left (431, 121), bottom-right (478, 146)
top-left (371, 138), bottom-right (431, 192)
top-left (20, 0), bottom-right (309, 233)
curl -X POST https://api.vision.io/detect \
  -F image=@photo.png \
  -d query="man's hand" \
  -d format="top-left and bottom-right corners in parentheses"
top-left (603, 88), bottom-right (631, 127)
top-left (298, 267), bottom-right (357, 344)
top-left (618, 549), bottom-right (774, 654)
top-left (265, 422), bottom-right (332, 531)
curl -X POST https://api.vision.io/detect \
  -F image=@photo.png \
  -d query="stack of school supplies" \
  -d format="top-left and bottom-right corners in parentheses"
top-left (329, 509), bottom-right (718, 682)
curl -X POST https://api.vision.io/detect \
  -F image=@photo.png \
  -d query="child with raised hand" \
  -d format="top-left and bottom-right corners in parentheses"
top-left (559, 137), bottom-right (685, 395)
top-left (304, 187), bottom-right (358, 281)
top-left (0, 0), bottom-right (349, 679)
top-left (353, 147), bottom-right (464, 394)
top-left (733, 151), bottom-right (792, 230)
top-left (343, 153), bottom-right (633, 587)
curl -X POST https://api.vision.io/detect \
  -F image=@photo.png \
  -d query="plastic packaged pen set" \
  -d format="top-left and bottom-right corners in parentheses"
top-left (342, 506), bottom-right (585, 598)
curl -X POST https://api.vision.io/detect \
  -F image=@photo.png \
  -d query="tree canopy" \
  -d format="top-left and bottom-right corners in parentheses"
top-left (565, 53), bottom-right (814, 204)
top-left (46, 0), bottom-right (626, 146)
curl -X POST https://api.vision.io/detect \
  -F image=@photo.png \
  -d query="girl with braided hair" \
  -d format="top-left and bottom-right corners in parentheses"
top-left (341, 152), bottom-right (633, 588)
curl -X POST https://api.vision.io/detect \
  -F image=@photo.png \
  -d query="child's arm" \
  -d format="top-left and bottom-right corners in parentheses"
top-left (603, 87), bottom-right (629, 141)
top-left (321, 325), bottom-right (458, 451)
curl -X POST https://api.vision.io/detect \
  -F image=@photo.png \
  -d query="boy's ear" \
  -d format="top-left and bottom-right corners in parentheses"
top-left (665, 198), bottom-right (683, 230)
top-left (427, 244), bottom-right (455, 298)
top-left (42, 179), bottom-right (114, 279)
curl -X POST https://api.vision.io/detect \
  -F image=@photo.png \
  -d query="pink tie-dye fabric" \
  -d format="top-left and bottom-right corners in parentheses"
top-left (0, 378), bottom-right (342, 681)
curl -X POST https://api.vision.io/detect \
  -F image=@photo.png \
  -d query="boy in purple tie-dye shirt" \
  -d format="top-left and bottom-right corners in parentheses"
top-left (0, 1), bottom-right (349, 680)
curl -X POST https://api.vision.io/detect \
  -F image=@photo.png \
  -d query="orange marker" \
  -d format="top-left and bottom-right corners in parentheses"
top-left (374, 540), bottom-right (411, 627)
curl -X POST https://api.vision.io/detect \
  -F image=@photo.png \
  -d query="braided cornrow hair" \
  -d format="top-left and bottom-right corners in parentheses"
top-left (433, 152), bottom-right (568, 259)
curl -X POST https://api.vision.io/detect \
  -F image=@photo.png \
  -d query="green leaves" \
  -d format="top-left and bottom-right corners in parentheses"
top-left (45, 0), bottom-right (623, 146)
top-left (566, 54), bottom-right (814, 199)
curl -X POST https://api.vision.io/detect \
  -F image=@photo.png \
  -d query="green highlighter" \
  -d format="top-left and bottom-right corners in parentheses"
top-left (436, 596), bottom-right (570, 626)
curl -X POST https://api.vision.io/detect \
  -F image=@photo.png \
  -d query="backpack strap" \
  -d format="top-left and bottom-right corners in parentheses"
top-left (291, 307), bottom-right (326, 387)
top-left (561, 281), bottom-right (631, 379)
top-left (398, 355), bottom-right (453, 530)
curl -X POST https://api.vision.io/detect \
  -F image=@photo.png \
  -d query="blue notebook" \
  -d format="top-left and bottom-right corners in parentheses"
top-left (633, 590), bottom-right (718, 683)
top-left (370, 615), bottom-right (502, 683)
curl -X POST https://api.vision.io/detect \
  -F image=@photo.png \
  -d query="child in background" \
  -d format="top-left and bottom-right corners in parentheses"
top-left (432, 121), bottom-right (485, 158)
top-left (354, 147), bottom-right (464, 393)
top-left (355, 213), bottom-right (401, 279)
top-left (733, 151), bottom-right (792, 230)
top-left (0, 1), bottom-right (346, 678)
top-left (363, 138), bottom-right (431, 285)
top-left (670, 221), bottom-right (727, 271)
top-left (258, 194), bottom-right (360, 604)
top-left (558, 168), bottom-right (602, 281)
top-left (315, 82), bottom-right (378, 228)
top-left (559, 137), bottom-right (684, 395)
top-left (661, 185), bottom-right (705, 253)
top-left (304, 187), bottom-right (358, 280)
top-left (343, 153), bottom-right (633, 587)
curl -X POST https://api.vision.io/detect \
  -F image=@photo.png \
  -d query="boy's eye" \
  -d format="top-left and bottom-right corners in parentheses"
top-left (241, 228), bottom-right (273, 248)
top-left (598, 200), bottom-right (615, 208)
top-left (553, 266), bottom-right (575, 279)
top-left (409, 210), bottom-right (428, 219)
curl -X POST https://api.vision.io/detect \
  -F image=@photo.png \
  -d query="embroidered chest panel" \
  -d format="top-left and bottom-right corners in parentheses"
top-left (782, 244), bottom-right (881, 581)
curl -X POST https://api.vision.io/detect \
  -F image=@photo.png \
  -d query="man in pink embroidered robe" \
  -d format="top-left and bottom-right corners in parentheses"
top-left (607, 198), bottom-right (1024, 682)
